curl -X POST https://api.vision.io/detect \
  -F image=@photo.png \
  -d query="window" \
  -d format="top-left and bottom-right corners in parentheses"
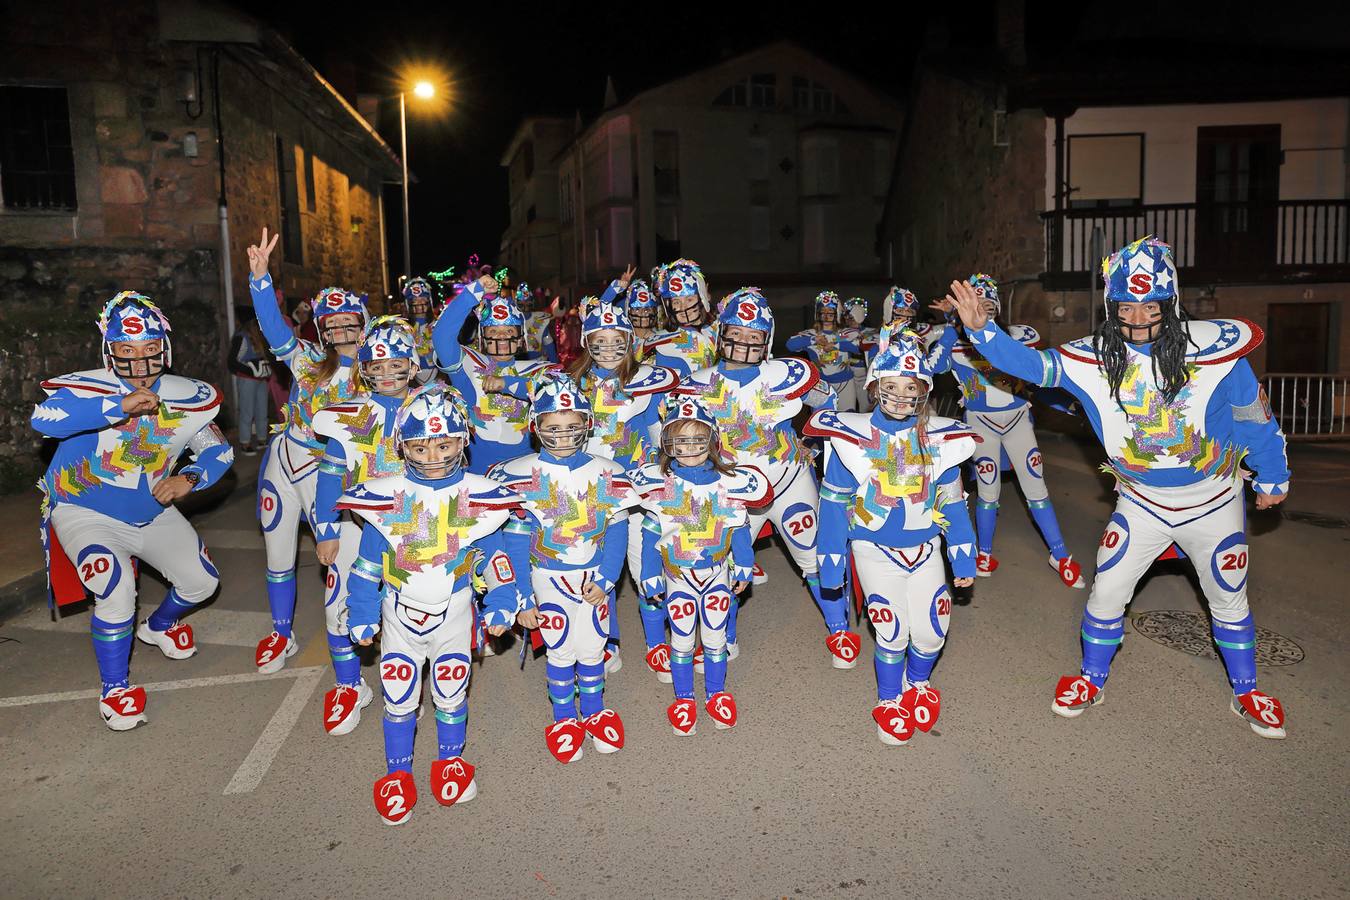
top-left (801, 136), bottom-right (839, 196)
top-left (656, 204), bottom-right (680, 260)
top-left (749, 137), bottom-right (769, 181)
top-left (1067, 133), bottom-right (1144, 208)
top-left (749, 74), bottom-right (776, 109)
top-left (714, 82), bottom-right (747, 107)
top-left (750, 205), bottom-right (770, 251)
top-left (303, 149), bottom-right (317, 213)
top-left (0, 86), bottom-right (76, 211)
top-left (274, 136), bottom-right (303, 264)
top-left (793, 77), bottom-right (839, 114)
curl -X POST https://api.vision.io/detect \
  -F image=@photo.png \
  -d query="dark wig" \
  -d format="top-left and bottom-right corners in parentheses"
top-left (1092, 301), bottom-right (1195, 407)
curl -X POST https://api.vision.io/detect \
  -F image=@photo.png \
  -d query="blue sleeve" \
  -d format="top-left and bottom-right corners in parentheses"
top-left (816, 446), bottom-right (857, 589)
top-left (503, 512), bottom-right (536, 608)
top-left (966, 320), bottom-right (1069, 390)
top-left (248, 272), bottom-right (302, 362)
top-left (730, 523), bottom-right (754, 582)
top-left (785, 332), bottom-right (811, 352)
top-left (472, 531), bottom-right (518, 627)
top-left (927, 325), bottom-right (960, 374)
top-left (179, 424), bottom-right (234, 491)
top-left (599, 280), bottom-right (622, 304)
top-left (594, 516), bottom-right (629, 595)
top-left (542, 325), bottom-right (558, 363)
top-left (499, 375), bottom-right (532, 401)
top-left (1222, 359), bottom-right (1290, 494)
top-left (432, 282), bottom-right (483, 378)
top-left (346, 525), bottom-right (389, 637)
top-left (837, 334), bottom-right (863, 355)
top-left (31, 389), bottom-right (126, 439)
top-left (640, 515), bottom-right (663, 598)
top-left (937, 466), bottom-right (977, 579)
top-left (314, 438), bottom-right (347, 542)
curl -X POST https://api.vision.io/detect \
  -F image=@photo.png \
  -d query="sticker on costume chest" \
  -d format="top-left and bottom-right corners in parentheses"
top-left (332, 404), bottom-right (403, 484)
top-left (654, 481), bottom-right (745, 566)
top-left (848, 430), bottom-right (934, 528)
top-left (520, 469), bottom-right (630, 562)
top-left (377, 489), bottom-right (489, 588)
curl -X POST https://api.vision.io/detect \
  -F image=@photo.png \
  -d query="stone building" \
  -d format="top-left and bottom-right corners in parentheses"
top-left (0, 0), bottom-right (400, 488)
top-left (879, 5), bottom-right (1350, 389)
top-left (498, 42), bottom-right (905, 331)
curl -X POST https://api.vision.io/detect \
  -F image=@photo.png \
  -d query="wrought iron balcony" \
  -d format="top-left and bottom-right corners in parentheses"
top-left (1040, 200), bottom-right (1350, 289)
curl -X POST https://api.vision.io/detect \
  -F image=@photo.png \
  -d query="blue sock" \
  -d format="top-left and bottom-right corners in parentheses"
top-left (727, 595), bottom-right (740, 645)
top-left (639, 600), bottom-right (667, 649)
top-left (607, 592), bottom-right (619, 642)
top-left (807, 573), bottom-right (849, 633)
top-left (975, 500), bottom-right (999, 554)
top-left (383, 710), bottom-right (416, 774)
top-left (906, 645), bottom-right (940, 685)
top-left (266, 570), bottom-right (296, 638)
top-left (1028, 499), bottom-right (1069, 559)
top-left (577, 661), bottom-right (605, 717)
top-left (328, 631), bottom-right (360, 687)
top-left (147, 588), bottom-right (195, 632)
top-left (90, 615), bottom-right (134, 693)
top-left (546, 662), bottom-right (577, 721)
top-left (1212, 613), bottom-right (1257, 695)
top-left (671, 648), bottom-right (695, 700)
top-left (704, 647), bottom-right (729, 695)
top-left (874, 646), bottom-right (905, 701)
top-left (435, 705), bottom-right (467, 759)
top-left (1080, 610), bottom-right (1125, 687)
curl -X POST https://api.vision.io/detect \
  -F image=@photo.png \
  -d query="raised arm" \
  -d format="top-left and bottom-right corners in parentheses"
top-left (431, 280), bottom-right (484, 378)
top-left (246, 227), bottom-right (306, 364)
top-left (948, 279), bottom-right (1065, 389)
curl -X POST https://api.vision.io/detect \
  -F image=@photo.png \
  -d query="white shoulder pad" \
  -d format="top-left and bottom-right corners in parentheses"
top-left (1185, 318), bottom-right (1263, 365)
top-left (459, 472), bottom-right (525, 509)
top-left (336, 479), bottom-right (398, 513)
top-left (626, 364), bottom-right (678, 396)
top-left (311, 399), bottom-right (368, 441)
top-left (803, 409), bottom-right (872, 445)
top-left (630, 463), bottom-right (667, 496)
top-left (40, 368), bottom-right (122, 397)
top-left (1007, 324), bottom-right (1041, 347)
top-left (764, 357), bottom-right (821, 400)
top-left (725, 464), bottom-right (772, 505)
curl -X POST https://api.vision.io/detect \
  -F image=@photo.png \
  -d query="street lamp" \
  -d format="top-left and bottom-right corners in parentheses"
top-left (398, 77), bottom-right (441, 281)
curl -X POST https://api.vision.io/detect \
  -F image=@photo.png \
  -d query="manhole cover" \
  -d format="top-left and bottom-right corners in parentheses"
top-left (1131, 610), bottom-right (1304, 666)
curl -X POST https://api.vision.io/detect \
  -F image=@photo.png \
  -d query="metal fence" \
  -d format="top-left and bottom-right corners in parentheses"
top-left (1262, 374), bottom-right (1350, 440)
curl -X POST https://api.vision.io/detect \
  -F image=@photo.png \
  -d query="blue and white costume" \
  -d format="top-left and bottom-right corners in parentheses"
top-left (33, 293), bottom-right (232, 730)
top-left (674, 288), bottom-right (850, 664)
top-left (963, 238), bottom-right (1290, 737)
top-left (624, 278), bottom-right (663, 347)
top-left (806, 327), bottom-right (978, 744)
top-left (430, 282), bottom-right (554, 473)
top-left (631, 397), bottom-right (771, 734)
top-left (928, 273), bottom-right (1082, 586)
top-left (490, 374), bottom-right (639, 762)
top-left (338, 389), bottom-right (523, 823)
top-left (400, 277), bottom-right (440, 382)
top-left (248, 272), bottom-right (366, 669)
top-left (841, 295), bottom-right (874, 411)
top-left (643, 259), bottom-right (719, 378)
top-left (785, 291), bottom-right (864, 412)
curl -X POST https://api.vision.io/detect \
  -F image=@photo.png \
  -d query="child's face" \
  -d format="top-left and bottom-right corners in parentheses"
top-left (362, 358), bottom-right (414, 396)
top-left (403, 436), bottom-right (465, 477)
top-left (536, 410), bottom-right (588, 456)
top-left (876, 375), bottom-right (927, 419)
top-left (586, 328), bottom-right (629, 367)
top-left (665, 421), bottom-right (712, 467)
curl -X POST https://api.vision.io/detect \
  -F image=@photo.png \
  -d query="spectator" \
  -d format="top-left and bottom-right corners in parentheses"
top-left (228, 310), bottom-right (273, 455)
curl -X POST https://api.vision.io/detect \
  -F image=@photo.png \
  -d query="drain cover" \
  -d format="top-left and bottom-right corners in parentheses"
top-left (1131, 610), bottom-right (1304, 665)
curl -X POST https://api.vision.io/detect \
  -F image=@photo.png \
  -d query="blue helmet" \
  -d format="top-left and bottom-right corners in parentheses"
top-left (717, 286), bottom-right (774, 363)
top-left (883, 287), bottom-right (919, 324)
top-left (625, 279), bottom-right (658, 312)
top-left (580, 296), bottom-right (633, 340)
top-left (401, 277), bottom-right (435, 317)
top-left (477, 293), bottom-right (525, 357)
top-left (843, 295), bottom-right (868, 326)
top-left (867, 325), bottom-right (933, 419)
top-left (655, 259), bottom-right (710, 327)
top-left (1102, 236), bottom-right (1178, 306)
top-left (659, 394), bottom-right (721, 462)
top-left (312, 287), bottom-right (369, 345)
top-left (98, 291), bottom-right (173, 378)
top-left (396, 387), bottom-right (471, 478)
top-left (967, 273), bottom-right (1001, 314)
top-left (357, 316), bottom-right (419, 394)
top-left (814, 290), bottom-right (841, 318)
top-left (530, 372), bottom-right (592, 453)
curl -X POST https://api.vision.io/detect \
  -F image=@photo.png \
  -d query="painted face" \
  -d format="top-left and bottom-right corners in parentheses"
top-left (628, 306), bottom-right (657, 329)
top-left (668, 294), bottom-right (704, 328)
top-left (889, 306), bottom-right (917, 327)
top-left (320, 313), bottom-right (363, 349)
top-left (404, 294), bottom-right (431, 320)
top-left (1115, 300), bottom-right (1163, 344)
top-left (720, 324), bottom-right (768, 365)
top-left (402, 436), bottom-right (465, 479)
top-left (663, 421), bottom-right (713, 467)
top-left (361, 358), bottom-right (414, 396)
top-left (981, 300), bottom-right (999, 319)
top-left (110, 339), bottom-right (165, 388)
top-left (819, 307), bottom-right (838, 329)
top-left (535, 410), bottom-right (589, 456)
top-left (480, 324), bottom-right (522, 360)
top-left (586, 328), bottom-right (629, 368)
top-left (876, 374), bottom-right (928, 420)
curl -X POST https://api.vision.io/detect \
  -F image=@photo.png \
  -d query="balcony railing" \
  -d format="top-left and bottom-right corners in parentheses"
top-left (1041, 200), bottom-right (1350, 288)
top-left (1261, 373), bottom-right (1350, 441)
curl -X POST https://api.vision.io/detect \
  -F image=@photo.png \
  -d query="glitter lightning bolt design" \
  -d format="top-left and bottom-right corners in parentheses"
top-left (334, 404), bottom-right (404, 488)
top-left (581, 374), bottom-right (651, 466)
top-left (851, 427), bottom-right (934, 527)
top-left (517, 468), bottom-right (630, 562)
top-left (650, 478), bottom-right (743, 569)
top-left (1107, 361), bottom-right (1245, 481)
top-left (49, 403), bottom-right (186, 499)
top-left (698, 374), bottom-right (802, 465)
top-left (283, 352), bottom-right (358, 451)
top-left (379, 488), bottom-right (484, 588)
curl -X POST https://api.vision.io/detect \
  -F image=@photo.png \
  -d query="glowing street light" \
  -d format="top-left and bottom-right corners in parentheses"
top-left (413, 81), bottom-right (435, 100)
top-left (397, 72), bottom-right (444, 280)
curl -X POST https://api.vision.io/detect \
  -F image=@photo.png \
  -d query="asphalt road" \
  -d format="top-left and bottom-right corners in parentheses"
top-left (1, 436), bottom-right (1346, 899)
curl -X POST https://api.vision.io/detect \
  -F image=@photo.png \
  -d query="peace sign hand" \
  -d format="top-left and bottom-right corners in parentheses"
top-left (617, 264), bottom-right (637, 291)
top-left (248, 227), bottom-right (280, 280)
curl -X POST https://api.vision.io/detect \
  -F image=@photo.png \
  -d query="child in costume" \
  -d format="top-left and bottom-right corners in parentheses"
top-left (786, 291), bottom-right (864, 412)
top-left (399, 276), bottom-right (440, 382)
top-left (643, 259), bottom-right (719, 377)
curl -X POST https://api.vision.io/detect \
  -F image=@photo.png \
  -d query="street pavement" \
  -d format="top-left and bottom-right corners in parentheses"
top-left (0, 436), bottom-right (1347, 899)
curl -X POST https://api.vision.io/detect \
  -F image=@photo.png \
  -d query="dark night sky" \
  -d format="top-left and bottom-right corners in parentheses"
top-left (231, 0), bottom-right (1350, 283)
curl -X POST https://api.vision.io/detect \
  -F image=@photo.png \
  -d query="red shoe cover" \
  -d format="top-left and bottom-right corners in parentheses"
top-left (430, 757), bottom-right (476, 806)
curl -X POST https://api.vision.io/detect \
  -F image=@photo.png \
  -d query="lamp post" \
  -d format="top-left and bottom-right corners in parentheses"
top-left (399, 80), bottom-right (436, 281)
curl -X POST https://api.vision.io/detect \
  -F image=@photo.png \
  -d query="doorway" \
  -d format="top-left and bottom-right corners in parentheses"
top-left (1265, 302), bottom-right (1330, 373)
top-left (1195, 125), bottom-right (1280, 272)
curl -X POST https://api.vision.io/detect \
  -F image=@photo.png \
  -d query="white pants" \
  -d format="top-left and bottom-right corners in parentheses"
top-left (325, 517), bottom-right (363, 635)
top-left (852, 538), bottom-right (951, 656)
top-left (257, 435), bottom-right (319, 573)
top-left (51, 504), bottom-right (219, 623)
top-left (852, 366), bottom-right (872, 412)
top-left (534, 567), bottom-right (611, 666)
top-left (378, 593), bottom-right (473, 717)
top-left (825, 376), bottom-right (858, 413)
top-left (662, 563), bottom-right (733, 654)
top-left (748, 462), bottom-right (820, 576)
top-left (966, 407), bottom-right (1049, 504)
top-left (1088, 479), bottom-right (1250, 624)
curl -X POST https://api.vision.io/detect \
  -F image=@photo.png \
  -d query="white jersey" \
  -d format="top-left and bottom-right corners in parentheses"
top-left (630, 462), bottom-right (770, 572)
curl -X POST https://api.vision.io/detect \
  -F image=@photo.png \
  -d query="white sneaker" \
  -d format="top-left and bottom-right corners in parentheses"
top-left (255, 632), bottom-right (297, 674)
top-left (727, 642), bottom-right (740, 661)
top-left (603, 646), bottom-right (622, 675)
top-left (137, 620), bottom-right (197, 660)
top-left (100, 685), bottom-right (148, 732)
top-left (324, 679), bottom-right (374, 736)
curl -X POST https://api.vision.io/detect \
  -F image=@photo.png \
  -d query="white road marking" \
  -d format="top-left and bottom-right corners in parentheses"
top-left (223, 665), bottom-right (324, 795)
top-left (0, 666), bottom-right (324, 708)
top-left (9, 605), bottom-right (277, 648)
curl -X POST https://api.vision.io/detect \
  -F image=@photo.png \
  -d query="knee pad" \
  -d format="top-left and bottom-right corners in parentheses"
top-left (1208, 532), bottom-right (1251, 598)
top-left (431, 652), bottom-right (471, 707)
top-left (972, 457), bottom-right (1000, 495)
top-left (379, 653), bottom-right (423, 713)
